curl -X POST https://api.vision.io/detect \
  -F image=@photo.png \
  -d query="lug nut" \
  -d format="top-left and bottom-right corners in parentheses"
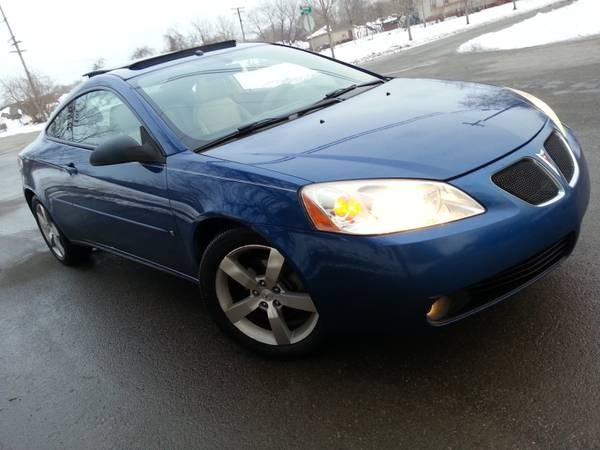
top-left (273, 300), bottom-right (281, 307)
top-left (259, 280), bottom-right (266, 286)
top-left (252, 290), bottom-right (259, 296)
top-left (260, 301), bottom-right (268, 308)
top-left (273, 287), bottom-right (281, 293)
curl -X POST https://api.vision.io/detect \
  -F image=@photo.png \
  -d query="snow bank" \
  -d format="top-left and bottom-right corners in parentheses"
top-left (0, 106), bottom-right (46, 138)
top-left (0, 119), bottom-right (45, 138)
top-left (322, 0), bottom-right (566, 64)
top-left (458, 0), bottom-right (600, 52)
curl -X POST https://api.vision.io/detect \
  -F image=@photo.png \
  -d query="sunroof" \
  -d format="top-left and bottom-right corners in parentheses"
top-left (82, 40), bottom-right (237, 77)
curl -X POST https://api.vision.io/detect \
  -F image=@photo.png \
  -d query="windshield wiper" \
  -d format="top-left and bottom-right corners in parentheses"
top-left (194, 84), bottom-right (382, 152)
top-left (194, 80), bottom-right (387, 152)
top-left (288, 96), bottom-right (342, 117)
top-left (194, 116), bottom-right (290, 152)
top-left (194, 97), bottom-right (343, 153)
top-left (323, 79), bottom-right (386, 99)
top-left (237, 116), bottom-right (290, 134)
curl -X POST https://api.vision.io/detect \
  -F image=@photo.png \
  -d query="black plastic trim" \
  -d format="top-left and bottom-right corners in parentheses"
top-left (83, 41), bottom-right (237, 77)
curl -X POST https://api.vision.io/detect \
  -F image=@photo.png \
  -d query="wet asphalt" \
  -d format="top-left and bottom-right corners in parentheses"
top-left (1, 5), bottom-right (599, 449)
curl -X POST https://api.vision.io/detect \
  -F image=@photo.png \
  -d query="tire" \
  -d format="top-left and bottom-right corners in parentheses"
top-left (199, 228), bottom-right (324, 358)
top-left (31, 197), bottom-right (92, 266)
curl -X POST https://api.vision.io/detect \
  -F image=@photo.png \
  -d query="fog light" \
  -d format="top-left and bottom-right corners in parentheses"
top-left (427, 296), bottom-right (451, 322)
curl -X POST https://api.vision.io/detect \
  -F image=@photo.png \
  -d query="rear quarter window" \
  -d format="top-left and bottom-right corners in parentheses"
top-left (47, 103), bottom-right (74, 141)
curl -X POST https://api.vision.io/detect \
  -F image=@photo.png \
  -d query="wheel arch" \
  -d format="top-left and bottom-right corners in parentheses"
top-left (192, 215), bottom-right (314, 298)
top-left (23, 187), bottom-right (36, 211)
top-left (192, 215), bottom-right (303, 276)
top-left (193, 215), bottom-right (252, 268)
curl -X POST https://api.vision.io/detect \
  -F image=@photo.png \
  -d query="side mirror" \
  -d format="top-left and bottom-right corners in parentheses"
top-left (90, 133), bottom-right (164, 166)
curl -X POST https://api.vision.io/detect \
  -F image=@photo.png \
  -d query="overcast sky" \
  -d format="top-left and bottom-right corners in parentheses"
top-left (0, 0), bottom-right (258, 85)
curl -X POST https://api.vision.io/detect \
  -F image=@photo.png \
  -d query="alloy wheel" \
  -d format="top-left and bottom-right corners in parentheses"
top-left (215, 244), bottom-right (318, 346)
top-left (35, 203), bottom-right (65, 259)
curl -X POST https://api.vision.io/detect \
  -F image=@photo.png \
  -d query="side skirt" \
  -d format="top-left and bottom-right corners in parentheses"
top-left (72, 239), bottom-right (200, 285)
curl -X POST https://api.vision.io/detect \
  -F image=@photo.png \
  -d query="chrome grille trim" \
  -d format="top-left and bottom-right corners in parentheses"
top-left (492, 158), bottom-right (565, 207)
top-left (552, 132), bottom-right (580, 188)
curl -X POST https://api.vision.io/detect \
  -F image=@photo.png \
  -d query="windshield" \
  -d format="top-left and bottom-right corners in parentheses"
top-left (130, 44), bottom-right (381, 149)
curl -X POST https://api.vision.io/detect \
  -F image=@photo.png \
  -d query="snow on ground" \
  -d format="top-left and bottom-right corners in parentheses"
top-left (1, 105), bottom-right (50, 139)
top-left (323, 0), bottom-right (567, 64)
top-left (0, 118), bottom-right (45, 138)
top-left (458, 0), bottom-right (600, 52)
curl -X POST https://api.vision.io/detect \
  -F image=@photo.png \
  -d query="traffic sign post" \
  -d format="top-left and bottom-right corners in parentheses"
top-left (302, 14), bottom-right (315, 34)
top-left (300, 5), bottom-right (315, 51)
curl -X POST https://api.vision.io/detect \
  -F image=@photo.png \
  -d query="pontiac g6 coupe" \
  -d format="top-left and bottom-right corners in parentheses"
top-left (19, 41), bottom-right (589, 356)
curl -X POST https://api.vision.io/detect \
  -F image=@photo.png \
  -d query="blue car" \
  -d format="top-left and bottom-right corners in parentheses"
top-left (18, 41), bottom-right (589, 356)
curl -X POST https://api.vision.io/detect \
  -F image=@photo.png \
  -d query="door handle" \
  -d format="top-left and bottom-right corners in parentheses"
top-left (65, 162), bottom-right (78, 175)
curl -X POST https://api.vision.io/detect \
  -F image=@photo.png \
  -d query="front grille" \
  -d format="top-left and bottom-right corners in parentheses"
top-left (545, 132), bottom-right (575, 182)
top-left (492, 159), bottom-right (560, 205)
top-left (434, 234), bottom-right (575, 324)
top-left (465, 234), bottom-right (574, 305)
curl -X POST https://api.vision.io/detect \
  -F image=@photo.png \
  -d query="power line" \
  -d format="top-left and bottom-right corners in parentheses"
top-left (0, 1), bottom-right (44, 119)
top-left (233, 7), bottom-right (246, 42)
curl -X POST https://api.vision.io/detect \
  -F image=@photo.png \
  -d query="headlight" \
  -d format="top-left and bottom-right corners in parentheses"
top-left (509, 88), bottom-right (566, 136)
top-left (301, 179), bottom-right (485, 235)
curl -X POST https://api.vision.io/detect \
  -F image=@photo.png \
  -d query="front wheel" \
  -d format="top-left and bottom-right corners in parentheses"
top-left (32, 197), bottom-right (92, 266)
top-left (199, 228), bottom-right (323, 357)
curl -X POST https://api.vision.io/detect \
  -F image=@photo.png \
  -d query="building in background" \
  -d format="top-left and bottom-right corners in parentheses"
top-left (422, 0), bottom-right (511, 21)
top-left (307, 26), bottom-right (354, 51)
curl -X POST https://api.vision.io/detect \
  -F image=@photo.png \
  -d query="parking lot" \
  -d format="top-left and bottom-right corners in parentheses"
top-left (1, 8), bottom-right (599, 449)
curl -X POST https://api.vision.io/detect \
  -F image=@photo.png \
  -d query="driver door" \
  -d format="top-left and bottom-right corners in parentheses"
top-left (50, 89), bottom-right (181, 270)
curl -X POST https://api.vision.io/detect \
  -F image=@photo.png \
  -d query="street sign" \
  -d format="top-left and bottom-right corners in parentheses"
top-left (302, 14), bottom-right (316, 33)
top-left (300, 6), bottom-right (312, 15)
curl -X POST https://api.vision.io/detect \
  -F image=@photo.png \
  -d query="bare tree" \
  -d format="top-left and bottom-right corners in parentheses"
top-left (420, 0), bottom-right (427, 28)
top-left (397, 0), bottom-right (414, 41)
top-left (340, 0), bottom-right (371, 26)
top-left (312, 0), bottom-right (337, 58)
top-left (275, 0), bottom-right (302, 43)
top-left (249, 0), bottom-right (302, 44)
top-left (162, 17), bottom-right (232, 53)
top-left (513, 0), bottom-right (517, 10)
top-left (130, 46), bottom-right (155, 60)
top-left (0, 72), bottom-right (60, 122)
top-left (190, 19), bottom-right (217, 44)
top-left (367, 0), bottom-right (397, 23)
top-left (342, 0), bottom-right (353, 27)
top-left (215, 15), bottom-right (237, 41)
top-left (163, 28), bottom-right (190, 51)
top-left (248, 9), bottom-right (270, 41)
top-left (91, 58), bottom-right (106, 71)
top-left (464, 0), bottom-right (471, 25)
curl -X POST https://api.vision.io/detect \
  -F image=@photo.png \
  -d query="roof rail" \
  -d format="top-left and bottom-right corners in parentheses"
top-left (84, 69), bottom-right (110, 77)
top-left (83, 40), bottom-right (237, 78)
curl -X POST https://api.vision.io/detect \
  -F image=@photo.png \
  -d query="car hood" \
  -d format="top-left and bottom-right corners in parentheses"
top-left (204, 78), bottom-right (548, 182)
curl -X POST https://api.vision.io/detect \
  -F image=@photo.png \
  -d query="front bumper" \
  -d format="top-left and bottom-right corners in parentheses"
top-left (259, 123), bottom-right (590, 329)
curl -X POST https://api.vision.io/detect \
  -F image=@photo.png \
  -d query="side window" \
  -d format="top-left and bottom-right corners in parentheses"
top-left (47, 90), bottom-right (142, 147)
top-left (72, 91), bottom-right (142, 146)
top-left (47, 103), bottom-right (73, 141)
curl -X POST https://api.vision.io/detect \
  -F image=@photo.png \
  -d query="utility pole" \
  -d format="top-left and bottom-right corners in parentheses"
top-left (0, 1), bottom-right (44, 120)
top-left (233, 7), bottom-right (246, 42)
top-left (513, 0), bottom-right (517, 10)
